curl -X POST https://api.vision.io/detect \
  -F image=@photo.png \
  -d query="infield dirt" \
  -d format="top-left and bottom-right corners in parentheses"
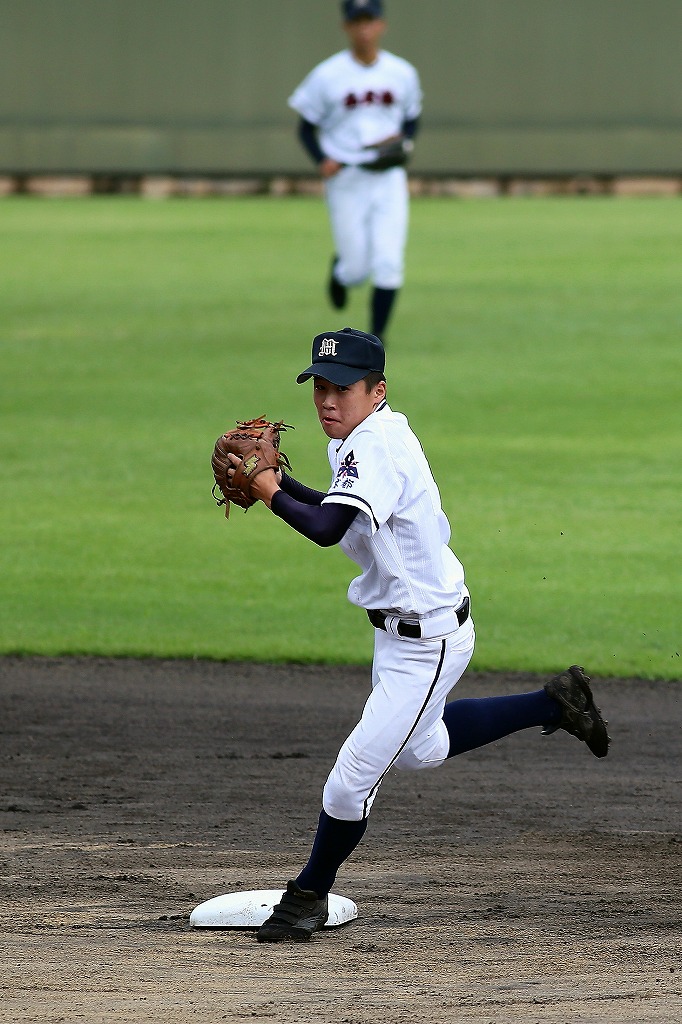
top-left (1, 657), bottom-right (680, 1023)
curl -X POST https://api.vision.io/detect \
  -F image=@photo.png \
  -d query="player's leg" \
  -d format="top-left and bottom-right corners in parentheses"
top-left (325, 167), bottom-right (372, 293)
top-left (259, 632), bottom-right (426, 941)
top-left (328, 254), bottom-right (347, 310)
top-left (442, 666), bottom-right (609, 759)
top-left (367, 167), bottom-right (409, 340)
top-left (294, 809), bottom-right (367, 901)
top-left (442, 689), bottom-right (561, 756)
top-left (370, 286), bottom-right (398, 341)
top-left (322, 627), bottom-right (471, 820)
top-left (392, 619), bottom-right (476, 772)
top-left (292, 627), bottom-right (472, 900)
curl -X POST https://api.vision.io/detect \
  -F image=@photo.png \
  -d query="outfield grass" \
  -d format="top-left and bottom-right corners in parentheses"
top-left (1, 195), bottom-right (680, 678)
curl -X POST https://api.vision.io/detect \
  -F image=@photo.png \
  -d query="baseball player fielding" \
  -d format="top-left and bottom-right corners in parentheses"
top-left (214, 326), bottom-right (610, 943)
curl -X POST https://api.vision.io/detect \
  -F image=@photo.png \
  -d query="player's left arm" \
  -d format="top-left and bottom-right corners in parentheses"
top-left (246, 468), bottom-right (325, 508)
top-left (235, 462), bottom-right (357, 546)
top-left (280, 472), bottom-right (326, 505)
top-left (402, 116), bottom-right (420, 141)
top-left (271, 491), bottom-right (358, 547)
top-left (401, 64), bottom-right (423, 142)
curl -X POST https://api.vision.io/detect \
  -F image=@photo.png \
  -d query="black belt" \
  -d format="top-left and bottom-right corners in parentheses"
top-left (367, 596), bottom-right (470, 639)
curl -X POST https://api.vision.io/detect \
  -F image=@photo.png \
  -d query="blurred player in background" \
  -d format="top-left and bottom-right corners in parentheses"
top-left (288, 0), bottom-right (422, 344)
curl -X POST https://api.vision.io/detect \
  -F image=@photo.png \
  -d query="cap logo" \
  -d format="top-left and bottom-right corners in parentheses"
top-left (318, 337), bottom-right (339, 357)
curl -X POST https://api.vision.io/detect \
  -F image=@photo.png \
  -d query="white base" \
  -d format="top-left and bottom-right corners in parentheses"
top-left (189, 888), bottom-right (358, 929)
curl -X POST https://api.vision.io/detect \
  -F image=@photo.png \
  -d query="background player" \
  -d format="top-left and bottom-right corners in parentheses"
top-left (288, 0), bottom-right (422, 344)
top-left (224, 326), bottom-right (611, 943)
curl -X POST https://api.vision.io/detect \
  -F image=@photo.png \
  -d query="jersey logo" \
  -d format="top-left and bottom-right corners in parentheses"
top-left (344, 90), bottom-right (395, 109)
top-left (335, 450), bottom-right (359, 489)
top-left (318, 337), bottom-right (338, 357)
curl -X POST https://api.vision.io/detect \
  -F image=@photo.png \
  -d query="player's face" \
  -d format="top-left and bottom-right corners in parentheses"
top-left (343, 16), bottom-right (386, 61)
top-left (313, 377), bottom-right (386, 440)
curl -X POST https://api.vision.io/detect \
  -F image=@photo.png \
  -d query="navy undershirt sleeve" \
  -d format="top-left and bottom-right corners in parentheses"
top-left (297, 118), bottom-right (325, 165)
top-left (279, 472), bottom-right (325, 506)
top-left (271, 489), bottom-right (358, 546)
top-left (402, 116), bottom-right (420, 140)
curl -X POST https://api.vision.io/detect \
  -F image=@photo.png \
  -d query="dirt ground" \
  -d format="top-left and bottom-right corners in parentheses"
top-left (0, 656), bottom-right (680, 1024)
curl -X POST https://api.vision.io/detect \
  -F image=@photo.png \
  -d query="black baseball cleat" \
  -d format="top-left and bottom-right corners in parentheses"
top-left (256, 880), bottom-right (329, 942)
top-left (328, 256), bottom-right (347, 310)
top-left (542, 665), bottom-right (610, 758)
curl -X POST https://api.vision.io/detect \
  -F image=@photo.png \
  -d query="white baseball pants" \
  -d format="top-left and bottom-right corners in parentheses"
top-left (322, 616), bottom-right (476, 821)
top-left (324, 165), bottom-right (409, 291)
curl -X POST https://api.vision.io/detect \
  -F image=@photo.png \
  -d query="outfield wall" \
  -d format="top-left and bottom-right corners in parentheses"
top-left (1, 0), bottom-right (681, 176)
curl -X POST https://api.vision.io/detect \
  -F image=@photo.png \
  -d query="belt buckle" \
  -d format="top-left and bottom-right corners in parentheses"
top-left (396, 618), bottom-right (421, 639)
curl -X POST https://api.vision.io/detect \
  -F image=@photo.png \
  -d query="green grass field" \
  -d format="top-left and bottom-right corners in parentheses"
top-left (1, 195), bottom-right (680, 678)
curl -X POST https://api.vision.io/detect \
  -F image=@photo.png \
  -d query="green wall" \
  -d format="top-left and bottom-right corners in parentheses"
top-left (1, 0), bottom-right (680, 175)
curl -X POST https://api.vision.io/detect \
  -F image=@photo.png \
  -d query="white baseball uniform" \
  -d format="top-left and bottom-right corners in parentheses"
top-left (319, 401), bottom-right (475, 821)
top-left (289, 50), bottom-right (422, 289)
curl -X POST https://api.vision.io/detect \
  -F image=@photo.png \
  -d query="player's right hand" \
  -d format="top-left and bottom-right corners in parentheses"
top-left (320, 158), bottom-right (344, 178)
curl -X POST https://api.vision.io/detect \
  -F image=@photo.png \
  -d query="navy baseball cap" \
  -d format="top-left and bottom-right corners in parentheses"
top-left (342, 0), bottom-right (383, 20)
top-left (296, 327), bottom-right (385, 386)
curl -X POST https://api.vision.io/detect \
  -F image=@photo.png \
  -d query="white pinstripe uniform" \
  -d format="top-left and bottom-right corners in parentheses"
top-left (319, 401), bottom-right (474, 821)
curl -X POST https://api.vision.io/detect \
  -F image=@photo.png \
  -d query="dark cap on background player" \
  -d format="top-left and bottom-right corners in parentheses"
top-left (296, 327), bottom-right (385, 386)
top-left (342, 0), bottom-right (383, 21)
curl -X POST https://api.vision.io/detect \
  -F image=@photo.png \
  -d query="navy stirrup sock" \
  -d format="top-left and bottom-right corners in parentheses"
top-left (296, 695), bottom-right (562, 893)
top-left (296, 809), bottom-right (368, 898)
top-left (371, 287), bottom-right (398, 339)
top-left (443, 689), bottom-right (562, 758)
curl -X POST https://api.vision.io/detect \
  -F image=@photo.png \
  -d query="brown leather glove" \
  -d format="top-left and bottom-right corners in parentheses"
top-left (211, 417), bottom-right (293, 518)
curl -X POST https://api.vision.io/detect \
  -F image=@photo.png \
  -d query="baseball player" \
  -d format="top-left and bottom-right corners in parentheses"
top-left (224, 327), bottom-right (610, 943)
top-left (288, 0), bottom-right (422, 343)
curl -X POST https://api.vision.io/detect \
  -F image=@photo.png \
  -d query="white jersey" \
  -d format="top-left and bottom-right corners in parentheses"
top-left (288, 49), bottom-right (422, 166)
top-left (322, 402), bottom-right (466, 616)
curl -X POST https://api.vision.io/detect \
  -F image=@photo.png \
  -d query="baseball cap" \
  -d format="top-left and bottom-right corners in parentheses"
top-left (296, 327), bottom-right (385, 386)
top-left (342, 0), bottom-right (383, 21)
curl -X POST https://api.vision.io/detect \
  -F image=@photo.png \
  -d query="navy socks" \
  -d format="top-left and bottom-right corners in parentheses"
top-left (296, 691), bottom-right (562, 896)
top-left (296, 809), bottom-right (367, 898)
top-left (371, 287), bottom-right (398, 339)
top-left (443, 689), bottom-right (562, 757)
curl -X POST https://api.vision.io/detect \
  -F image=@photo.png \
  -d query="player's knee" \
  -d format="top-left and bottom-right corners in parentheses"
top-left (337, 261), bottom-right (369, 288)
top-left (394, 724), bottom-right (449, 771)
top-left (394, 749), bottom-right (446, 772)
top-left (393, 749), bottom-right (423, 771)
top-left (373, 263), bottom-right (404, 290)
top-left (322, 782), bottom-right (366, 821)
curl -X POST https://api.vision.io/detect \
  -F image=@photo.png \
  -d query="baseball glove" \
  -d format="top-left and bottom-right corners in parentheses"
top-left (360, 134), bottom-right (414, 172)
top-left (211, 416), bottom-right (293, 518)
